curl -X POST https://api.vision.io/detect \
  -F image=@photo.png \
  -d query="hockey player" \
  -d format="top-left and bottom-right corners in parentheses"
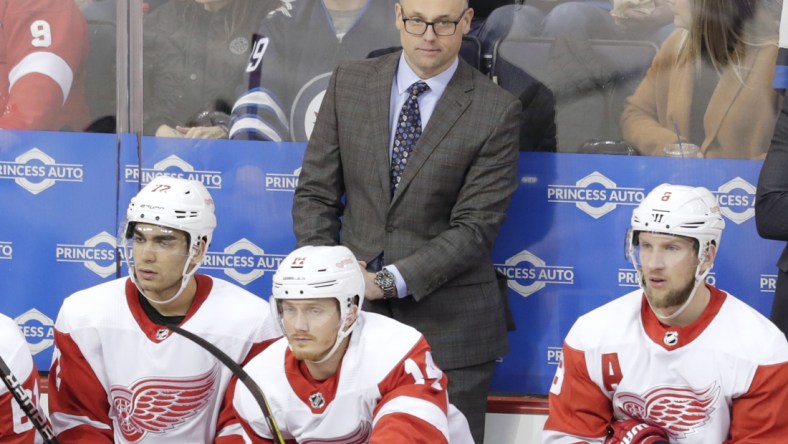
top-left (543, 183), bottom-right (788, 443)
top-left (228, 0), bottom-right (400, 142)
top-left (0, 313), bottom-right (49, 443)
top-left (48, 176), bottom-right (280, 443)
top-left (230, 245), bottom-right (474, 443)
top-left (0, 0), bottom-right (89, 130)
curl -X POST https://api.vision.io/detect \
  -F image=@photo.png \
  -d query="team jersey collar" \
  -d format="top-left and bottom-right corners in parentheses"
top-left (125, 274), bottom-right (214, 343)
top-left (284, 347), bottom-right (344, 414)
top-left (641, 284), bottom-right (727, 351)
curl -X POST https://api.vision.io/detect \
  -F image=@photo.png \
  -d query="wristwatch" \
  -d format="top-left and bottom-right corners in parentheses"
top-left (374, 269), bottom-right (398, 300)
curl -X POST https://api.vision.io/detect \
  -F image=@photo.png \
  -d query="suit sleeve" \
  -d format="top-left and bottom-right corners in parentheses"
top-left (47, 329), bottom-right (113, 443)
top-left (756, 89), bottom-right (788, 241)
top-left (291, 64), bottom-right (345, 246)
top-left (0, 349), bottom-right (42, 444)
top-left (542, 344), bottom-right (611, 444)
top-left (0, 0), bottom-right (87, 130)
top-left (370, 338), bottom-right (455, 443)
top-left (725, 361), bottom-right (788, 443)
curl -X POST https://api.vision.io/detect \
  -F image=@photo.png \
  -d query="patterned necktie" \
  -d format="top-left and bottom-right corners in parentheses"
top-left (391, 81), bottom-right (430, 195)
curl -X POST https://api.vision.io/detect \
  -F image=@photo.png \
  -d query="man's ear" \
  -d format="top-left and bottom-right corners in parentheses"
top-left (343, 304), bottom-right (359, 331)
top-left (699, 243), bottom-right (717, 272)
top-left (190, 237), bottom-right (208, 265)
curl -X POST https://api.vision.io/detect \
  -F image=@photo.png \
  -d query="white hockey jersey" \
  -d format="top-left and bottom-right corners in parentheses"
top-left (232, 312), bottom-right (473, 443)
top-left (543, 285), bottom-right (788, 443)
top-left (48, 275), bottom-right (280, 443)
top-left (0, 313), bottom-right (45, 444)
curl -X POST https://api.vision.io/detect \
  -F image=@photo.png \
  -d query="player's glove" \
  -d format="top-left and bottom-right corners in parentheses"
top-left (604, 419), bottom-right (669, 444)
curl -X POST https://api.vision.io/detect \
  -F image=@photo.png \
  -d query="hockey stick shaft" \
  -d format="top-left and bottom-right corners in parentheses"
top-left (165, 324), bottom-right (286, 444)
top-left (0, 355), bottom-right (59, 444)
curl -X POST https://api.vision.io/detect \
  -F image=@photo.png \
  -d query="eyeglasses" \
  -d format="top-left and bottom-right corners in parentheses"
top-left (401, 8), bottom-right (468, 36)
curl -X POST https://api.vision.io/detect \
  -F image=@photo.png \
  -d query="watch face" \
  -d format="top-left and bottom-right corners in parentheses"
top-left (375, 270), bottom-right (394, 288)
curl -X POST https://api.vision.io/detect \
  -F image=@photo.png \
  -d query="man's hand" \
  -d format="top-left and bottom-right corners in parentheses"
top-left (358, 261), bottom-right (384, 301)
top-left (154, 124), bottom-right (228, 139)
top-left (177, 125), bottom-right (228, 139)
top-left (605, 419), bottom-right (669, 444)
top-left (611, 0), bottom-right (673, 30)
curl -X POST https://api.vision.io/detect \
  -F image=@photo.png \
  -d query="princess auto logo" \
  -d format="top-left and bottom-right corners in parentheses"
top-left (760, 274), bottom-right (777, 293)
top-left (265, 167), bottom-right (301, 192)
top-left (202, 239), bottom-right (287, 285)
top-left (15, 309), bottom-right (55, 355)
top-left (495, 250), bottom-right (574, 297)
top-left (124, 155), bottom-right (222, 189)
top-left (714, 177), bottom-right (755, 224)
top-left (0, 240), bottom-right (11, 260)
top-left (547, 171), bottom-right (645, 219)
top-left (0, 148), bottom-right (84, 194)
top-left (55, 231), bottom-right (117, 278)
top-left (618, 268), bottom-right (715, 288)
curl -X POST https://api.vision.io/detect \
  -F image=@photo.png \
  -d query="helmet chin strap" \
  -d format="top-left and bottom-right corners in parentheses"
top-left (306, 314), bottom-right (359, 365)
top-left (129, 248), bottom-right (199, 306)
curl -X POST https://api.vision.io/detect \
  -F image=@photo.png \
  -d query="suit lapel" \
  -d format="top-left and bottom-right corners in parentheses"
top-left (370, 53), bottom-right (400, 200)
top-left (392, 60), bottom-right (473, 205)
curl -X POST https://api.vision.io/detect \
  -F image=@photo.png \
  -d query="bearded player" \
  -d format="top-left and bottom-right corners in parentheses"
top-left (230, 245), bottom-right (473, 443)
top-left (48, 176), bottom-right (279, 443)
top-left (543, 183), bottom-right (788, 443)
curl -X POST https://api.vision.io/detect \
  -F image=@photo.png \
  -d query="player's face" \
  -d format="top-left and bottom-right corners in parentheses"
top-left (637, 232), bottom-right (699, 311)
top-left (280, 299), bottom-right (342, 362)
top-left (395, 0), bottom-right (473, 79)
top-left (131, 224), bottom-right (192, 303)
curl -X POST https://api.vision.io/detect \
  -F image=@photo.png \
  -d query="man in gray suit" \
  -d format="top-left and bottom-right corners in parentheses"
top-left (292, 0), bottom-right (521, 441)
top-left (756, 89), bottom-right (788, 337)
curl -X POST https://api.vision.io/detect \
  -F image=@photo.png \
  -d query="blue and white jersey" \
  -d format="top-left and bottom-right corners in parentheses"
top-left (229, 0), bottom-right (400, 142)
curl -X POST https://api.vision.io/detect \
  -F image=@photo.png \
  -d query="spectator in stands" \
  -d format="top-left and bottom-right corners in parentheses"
top-left (519, 85), bottom-right (557, 152)
top-left (542, 0), bottom-right (674, 44)
top-left (143, 0), bottom-right (281, 138)
top-left (228, 0), bottom-right (400, 142)
top-left (0, 0), bottom-right (90, 131)
top-left (467, 0), bottom-right (519, 37)
top-left (620, 0), bottom-right (780, 158)
top-left (544, 183), bottom-right (788, 443)
top-left (476, 3), bottom-right (545, 58)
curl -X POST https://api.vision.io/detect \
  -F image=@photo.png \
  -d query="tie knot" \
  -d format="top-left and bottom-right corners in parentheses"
top-left (408, 81), bottom-right (430, 98)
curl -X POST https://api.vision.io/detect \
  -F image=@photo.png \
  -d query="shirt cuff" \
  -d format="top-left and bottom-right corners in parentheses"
top-left (385, 265), bottom-right (409, 299)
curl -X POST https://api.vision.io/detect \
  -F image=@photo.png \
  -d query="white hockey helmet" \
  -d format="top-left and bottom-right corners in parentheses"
top-left (628, 183), bottom-right (725, 257)
top-left (271, 245), bottom-right (364, 362)
top-left (121, 176), bottom-right (216, 304)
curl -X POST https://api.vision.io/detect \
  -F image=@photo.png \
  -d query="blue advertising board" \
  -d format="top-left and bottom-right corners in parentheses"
top-left (0, 131), bottom-right (781, 395)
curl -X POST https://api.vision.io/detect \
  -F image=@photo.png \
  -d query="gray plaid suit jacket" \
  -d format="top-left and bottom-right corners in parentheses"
top-left (292, 51), bottom-right (521, 369)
